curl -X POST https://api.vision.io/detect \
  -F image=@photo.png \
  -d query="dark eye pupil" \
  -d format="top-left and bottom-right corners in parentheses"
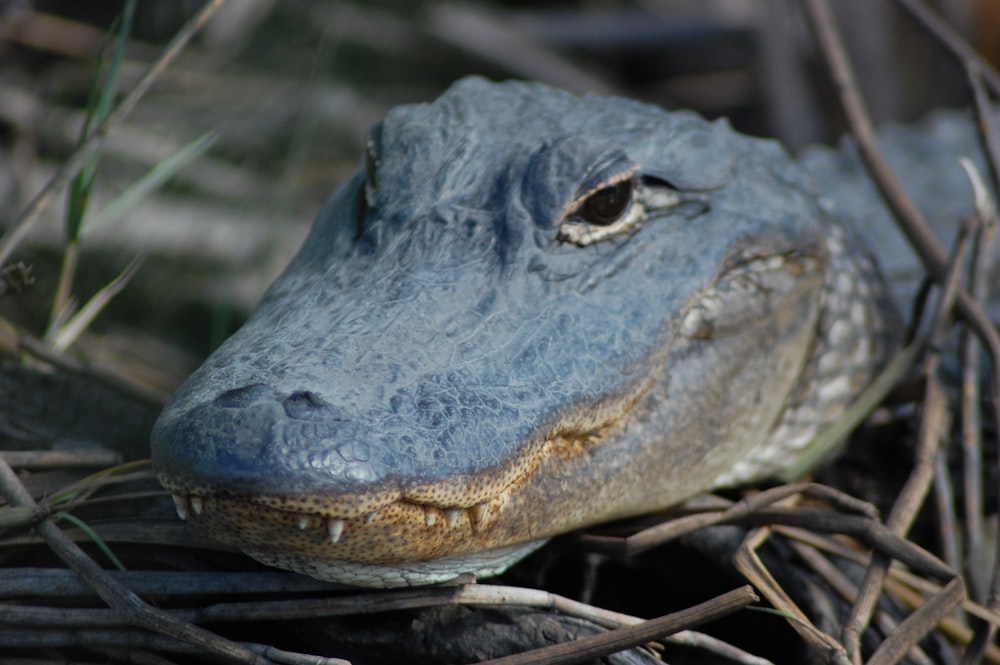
top-left (581, 180), bottom-right (633, 225)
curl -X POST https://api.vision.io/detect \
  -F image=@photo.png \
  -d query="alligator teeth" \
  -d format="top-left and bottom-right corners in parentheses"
top-left (444, 508), bottom-right (461, 528)
top-left (189, 496), bottom-right (204, 516)
top-left (468, 502), bottom-right (488, 528)
top-left (327, 518), bottom-right (345, 543)
top-left (424, 507), bottom-right (439, 527)
top-left (171, 494), bottom-right (188, 521)
top-left (297, 515), bottom-right (309, 531)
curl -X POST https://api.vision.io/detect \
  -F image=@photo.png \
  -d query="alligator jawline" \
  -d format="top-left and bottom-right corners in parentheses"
top-left (161, 399), bottom-right (641, 553)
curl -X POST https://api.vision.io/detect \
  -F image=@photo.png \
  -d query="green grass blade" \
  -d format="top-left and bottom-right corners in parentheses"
top-left (53, 511), bottom-right (127, 571)
top-left (51, 0), bottom-right (137, 336)
top-left (51, 256), bottom-right (143, 353)
top-left (86, 131), bottom-right (218, 233)
top-left (48, 459), bottom-right (152, 506)
top-left (66, 0), bottom-right (136, 242)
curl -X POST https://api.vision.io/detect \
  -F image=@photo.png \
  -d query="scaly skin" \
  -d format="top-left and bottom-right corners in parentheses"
top-left (150, 78), bottom-right (992, 587)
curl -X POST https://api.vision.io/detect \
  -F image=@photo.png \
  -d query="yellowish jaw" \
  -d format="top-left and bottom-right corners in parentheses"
top-left (168, 490), bottom-right (547, 586)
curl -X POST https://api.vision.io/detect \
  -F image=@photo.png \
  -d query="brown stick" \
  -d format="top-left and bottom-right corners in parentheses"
top-left (802, 0), bottom-right (1000, 379)
top-left (890, 0), bottom-right (1000, 203)
top-left (0, 457), bottom-right (276, 664)
top-left (733, 528), bottom-right (848, 661)
top-left (891, 0), bottom-right (1000, 98)
top-left (475, 585), bottom-right (758, 665)
top-left (867, 577), bottom-right (966, 665)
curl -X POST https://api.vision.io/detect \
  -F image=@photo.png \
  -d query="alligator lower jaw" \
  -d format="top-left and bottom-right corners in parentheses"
top-left (163, 487), bottom-right (548, 586)
top-left (172, 491), bottom-right (545, 588)
top-left (246, 539), bottom-right (549, 587)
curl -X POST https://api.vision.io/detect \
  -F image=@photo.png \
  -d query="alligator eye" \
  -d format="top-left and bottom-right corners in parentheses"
top-left (580, 180), bottom-right (633, 225)
top-left (559, 177), bottom-right (684, 247)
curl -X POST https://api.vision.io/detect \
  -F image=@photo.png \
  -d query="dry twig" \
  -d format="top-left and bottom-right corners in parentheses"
top-left (474, 585), bottom-right (758, 665)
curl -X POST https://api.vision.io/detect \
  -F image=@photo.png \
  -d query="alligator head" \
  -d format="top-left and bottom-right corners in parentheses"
top-left (151, 78), bottom-right (895, 587)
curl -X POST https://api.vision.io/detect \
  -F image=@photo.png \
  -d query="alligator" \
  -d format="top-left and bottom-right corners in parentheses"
top-left (150, 77), bottom-right (995, 588)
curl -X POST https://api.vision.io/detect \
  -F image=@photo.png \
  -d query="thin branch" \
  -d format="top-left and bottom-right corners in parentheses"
top-left (0, 456), bottom-right (276, 664)
top-left (967, 63), bottom-right (1000, 207)
top-left (733, 528), bottom-right (848, 661)
top-left (867, 577), bottom-right (966, 665)
top-left (959, 167), bottom-right (996, 603)
top-left (802, 0), bottom-right (1000, 386)
top-left (474, 586), bottom-right (758, 665)
top-left (891, 0), bottom-right (1000, 97)
top-left (891, 0), bottom-right (1000, 205)
top-left (839, 223), bottom-right (968, 660)
top-left (789, 539), bottom-right (937, 665)
top-left (18, 334), bottom-right (169, 408)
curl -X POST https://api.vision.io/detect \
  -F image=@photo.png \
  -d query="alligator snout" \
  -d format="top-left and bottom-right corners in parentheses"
top-left (154, 382), bottom-right (378, 497)
top-left (152, 372), bottom-right (560, 586)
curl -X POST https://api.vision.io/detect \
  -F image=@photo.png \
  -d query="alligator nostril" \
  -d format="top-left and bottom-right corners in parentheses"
top-left (284, 390), bottom-right (331, 418)
top-left (287, 390), bottom-right (325, 407)
top-left (215, 383), bottom-right (278, 408)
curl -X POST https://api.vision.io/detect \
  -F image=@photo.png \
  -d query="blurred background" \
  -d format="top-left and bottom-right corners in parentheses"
top-left (0, 0), bottom-right (996, 391)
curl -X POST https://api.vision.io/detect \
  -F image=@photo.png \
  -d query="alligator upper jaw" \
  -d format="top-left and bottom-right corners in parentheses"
top-left (160, 479), bottom-right (551, 587)
top-left (151, 377), bottom-right (652, 565)
top-left (153, 414), bottom-right (651, 590)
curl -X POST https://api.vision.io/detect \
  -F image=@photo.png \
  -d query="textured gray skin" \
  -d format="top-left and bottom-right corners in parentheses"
top-left (150, 78), bottom-right (994, 585)
top-left (803, 111), bottom-right (994, 313)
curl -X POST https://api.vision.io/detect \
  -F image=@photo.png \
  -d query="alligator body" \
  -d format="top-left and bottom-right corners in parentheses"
top-left (151, 78), bottom-right (992, 587)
